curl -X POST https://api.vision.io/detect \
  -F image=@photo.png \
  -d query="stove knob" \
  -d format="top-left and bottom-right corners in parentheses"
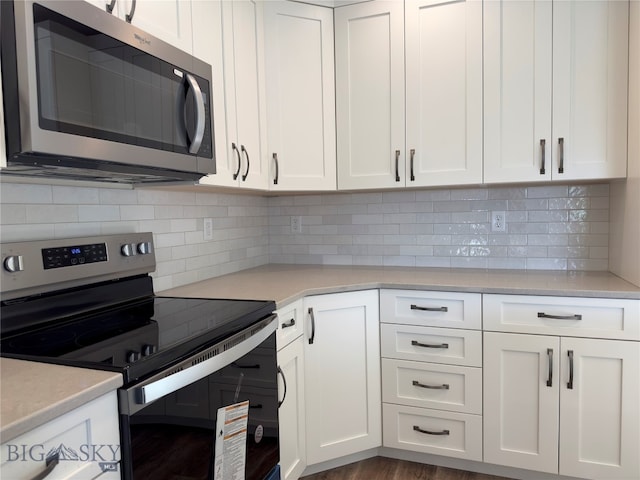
top-left (137, 242), bottom-right (153, 255)
top-left (142, 344), bottom-right (157, 356)
top-left (126, 351), bottom-right (141, 363)
top-left (4, 255), bottom-right (24, 273)
top-left (121, 244), bottom-right (137, 257)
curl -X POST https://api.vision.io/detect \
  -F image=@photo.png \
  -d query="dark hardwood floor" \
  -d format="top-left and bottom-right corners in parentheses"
top-left (301, 457), bottom-right (512, 480)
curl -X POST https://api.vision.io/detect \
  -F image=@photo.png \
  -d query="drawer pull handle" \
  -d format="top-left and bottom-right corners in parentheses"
top-left (567, 350), bottom-right (574, 390)
top-left (411, 304), bottom-right (448, 312)
top-left (281, 318), bottom-right (296, 329)
top-left (29, 452), bottom-right (59, 480)
top-left (308, 307), bottom-right (316, 345)
top-left (546, 348), bottom-right (553, 387)
top-left (413, 425), bottom-right (450, 436)
top-left (411, 340), bottom-right (449, 349)
top-left (538, 312), bottom-right (582, 320)
top-left (412, 380), bottom-right (450, 390)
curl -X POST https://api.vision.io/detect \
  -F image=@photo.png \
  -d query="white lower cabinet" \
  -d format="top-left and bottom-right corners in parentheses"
top-left (380, 290), bottom-right (483, 461)
top-left (303, 290), bottom-right (381, 466)
top-left (483, 294), bottom-right (640, 480)
top-left (0, 391), bottom-right (120, 479)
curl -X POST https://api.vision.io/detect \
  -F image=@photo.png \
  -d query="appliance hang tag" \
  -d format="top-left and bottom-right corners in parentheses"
top-left (214, 400), bottom-right (249, 480)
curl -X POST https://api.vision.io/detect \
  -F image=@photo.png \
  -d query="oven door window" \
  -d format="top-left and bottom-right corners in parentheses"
top-left (129, 332), bottom-right (279, 480)
top-left (32, 3), bottom-right (209, 156)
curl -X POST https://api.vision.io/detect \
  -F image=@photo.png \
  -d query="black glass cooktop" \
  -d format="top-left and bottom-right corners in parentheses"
top-left (0, 279), bottom-right (275, 384)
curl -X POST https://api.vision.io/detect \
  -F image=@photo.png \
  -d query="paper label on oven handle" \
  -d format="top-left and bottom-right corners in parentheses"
top-left (214, 400), bottom-right (249, 480)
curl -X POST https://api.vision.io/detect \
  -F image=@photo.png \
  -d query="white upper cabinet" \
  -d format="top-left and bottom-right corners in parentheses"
top-left (85, 0), bottom-right (193, 53)
top-left (335, 1), bottom-right (405, 190)
top-left (336, 0), bottom-right (482, 190)
top-left (405, 0), bottom-right (482, 187)
top-left (199, 0), bottom-right (269, 190)
top-left (484, 0), bottom-right (629, 184)
top-left (264, 1), bottom-right (336, 191)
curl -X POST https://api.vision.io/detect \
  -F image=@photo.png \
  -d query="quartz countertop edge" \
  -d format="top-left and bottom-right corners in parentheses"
top-left (0, 358), bottom-right (123, 444)
top-left (161, 264), bottom-right (640, 306)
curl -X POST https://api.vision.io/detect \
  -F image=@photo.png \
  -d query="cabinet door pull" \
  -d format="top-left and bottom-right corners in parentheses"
top-left (241, 145), bottom-right (250, 181)
top-left (125, 0), bottom-right (137, 23)
top-left (413, 425), bottom-right (450, 436)
top-left (29, 452), bottom-right (59, 480)
top-left (410, 148), bottom-right (416, 181)
top-left (546, 348), bottom-right (553, 387)
top-left (411, 340), bottom-right (448, 349)
top-left (538, 312), bottom-right (582, 320)
top-left (567, 350), bottom-right (574, 390)
top-left (558, 137), bottom-right (565, 174)
top-left (281, 318), bottom-right (295, 329)
top-left (308, 307), bottom-right (316, 345)
top-left (232, 143), bottom-right (242, 180)
top-left (232, 363), bottom-right (260, 369)
top-left (277, 366), bottom-right (287, 408)
top-left (106, 0), bottom-right (117, 13)
top-left (272, 153), bottom-right (279, 185)
top-left (412, 380), bottom-right (450, 390)
top-left (395, 150), bottom-right (401, 182)
top-left (540, 139), bottom-right (546, 174)
top-left (411, 304), bottom-right (448, 312)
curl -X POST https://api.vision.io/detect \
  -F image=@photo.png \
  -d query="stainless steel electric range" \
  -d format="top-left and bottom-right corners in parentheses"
top-left (0, 233), bottom-right (280, 480)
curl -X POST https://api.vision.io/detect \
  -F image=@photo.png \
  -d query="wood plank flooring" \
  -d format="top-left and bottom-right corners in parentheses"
top-left (301, 457), bottom-right (512, 480)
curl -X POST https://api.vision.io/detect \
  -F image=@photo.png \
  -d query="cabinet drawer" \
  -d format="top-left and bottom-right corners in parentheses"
top-left (380, 290), bottom-right (481, 329)
top-left (381, 324), bottom-right (482, 367)
top-left (383, 403), bottom-right (482, 461)
top-left (484, 294), bottom-right (640, 340)
top-left (276, 299), bottom-right (304, 350)
top-left (382, 359), bottom-right (481, 414)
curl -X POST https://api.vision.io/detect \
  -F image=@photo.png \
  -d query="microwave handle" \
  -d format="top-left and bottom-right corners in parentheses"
top-left (185, 73), bottom-right (206, 154)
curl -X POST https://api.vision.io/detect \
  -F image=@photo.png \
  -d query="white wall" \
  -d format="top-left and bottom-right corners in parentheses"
top-left (609, 0), bottom-right (640, 287)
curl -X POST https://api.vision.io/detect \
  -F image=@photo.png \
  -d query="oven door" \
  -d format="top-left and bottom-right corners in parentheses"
top-left (119, 317), bottom-right (279, 480)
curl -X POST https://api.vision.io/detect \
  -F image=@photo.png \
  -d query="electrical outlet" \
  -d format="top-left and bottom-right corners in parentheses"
top-left (203, 218), bottom-right (214, 240)
top-left (491, 211), bottom-right (506, 232)
top-left (290, 216), bottom-right (302, 234)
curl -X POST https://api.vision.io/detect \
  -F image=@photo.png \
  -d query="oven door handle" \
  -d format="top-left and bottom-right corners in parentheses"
top-left (122, 317), bottom-right (277, 414)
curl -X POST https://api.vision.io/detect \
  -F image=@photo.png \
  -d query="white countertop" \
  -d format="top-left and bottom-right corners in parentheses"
top-left (161, 264), bottom-right (640, 306)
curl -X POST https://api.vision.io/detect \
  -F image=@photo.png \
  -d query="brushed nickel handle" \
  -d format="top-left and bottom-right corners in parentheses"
top-left (538, 312), bottom-right (582, 320)
top-left (308, 307), bottom-right (315, 345)
top-left (411, 304), bottom-right (448, 312)
top-left (125, 0), bottom-right (137, 23)
top-left (412, 380), bottom-right (450, 390)
top-left (395, 150), bottom-right (401, 182)
top-left (411, 340), bottom-right (448, 349)
top-left (241, 145), bottom-right (250, 181)
top-left (567, 350), bottom-right (574, 390)
top-left (410, 148), bottom-right (415, 181)
top-left (546, 348), bottom-right (553, 387)
top-left (232, 143), bottom-right (241, 180)
top-left (106, 0), bottom-right (116, 13)
top-left (273, 153), bottom-right (279, 185)
top-left (540, 139), bottom-right (546, 174)
top-left (281, 318), bottom-right (295, 329)
top-left (413, 426), bottom-right (450, 436)
top-left (558, 137), bottom-right (565, 174)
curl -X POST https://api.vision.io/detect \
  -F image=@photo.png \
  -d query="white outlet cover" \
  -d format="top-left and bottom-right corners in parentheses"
top-left (491, 211), bottom-right (506, 232)
top-left (204, 218), bottom-right (214, 240)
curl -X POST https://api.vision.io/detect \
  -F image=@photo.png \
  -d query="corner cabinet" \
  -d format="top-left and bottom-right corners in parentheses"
top-left (483, 295), bottom-right (640, 479)
top-left (484, 0), bottom-right (629, 183)
top-left (335, 0), bottom-right (482, 190)
top-left (197, 0), bottom-right (269, 190)
top-left (83, 0), bottom-right (193, 53)
top-left (264, 1), bottom-right (336, 191)
top-left (303, 290), bottom-right (381, 466)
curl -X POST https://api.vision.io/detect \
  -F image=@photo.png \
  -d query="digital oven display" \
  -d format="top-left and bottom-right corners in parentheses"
top-left (42, 243), bottom-right (107, 270)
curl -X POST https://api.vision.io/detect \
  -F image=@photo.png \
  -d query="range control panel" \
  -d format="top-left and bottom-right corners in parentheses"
top-left (1, 233), bottom-right (156, 300)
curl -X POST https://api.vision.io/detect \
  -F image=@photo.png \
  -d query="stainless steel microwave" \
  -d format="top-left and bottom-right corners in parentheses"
top-left (1, 0), bottom-right (215, 184)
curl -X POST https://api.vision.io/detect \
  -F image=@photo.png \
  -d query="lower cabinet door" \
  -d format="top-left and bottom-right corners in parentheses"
top-left (277, 336), bottom-right (306, 480)
top-left (559, 337), bottom-right (640, 480)
top-left (382, 403), bottom-right (482, 461)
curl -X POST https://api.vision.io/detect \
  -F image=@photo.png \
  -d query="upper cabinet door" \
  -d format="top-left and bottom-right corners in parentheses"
top-left (335, 1), bottom-right (405, 190)
top-left (484, 0), bottom-right (553, 184)
top-left (552, 0), bottom-right (629, 180)
top-left (405, 0), bottom-right (482, 187)
top-left (264, 1), bottom-right (336, 191)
